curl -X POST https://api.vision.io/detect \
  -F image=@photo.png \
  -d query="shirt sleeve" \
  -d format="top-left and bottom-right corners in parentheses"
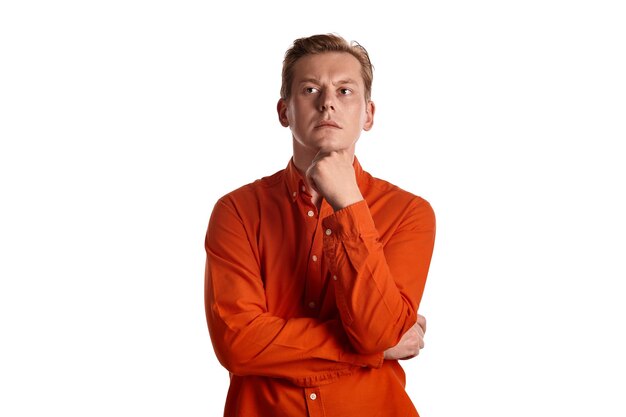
top-left (321, 198), bottom-right (436, 355)
top-left (205, 198), bottom-right (383, 388)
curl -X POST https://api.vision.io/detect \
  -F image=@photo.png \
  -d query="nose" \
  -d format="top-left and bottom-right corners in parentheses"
top-left (319, 90), bottom-right (335, 112)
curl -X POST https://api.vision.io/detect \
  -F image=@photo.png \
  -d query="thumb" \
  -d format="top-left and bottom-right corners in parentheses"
top-left (304, 164), bottom-right (320, 194)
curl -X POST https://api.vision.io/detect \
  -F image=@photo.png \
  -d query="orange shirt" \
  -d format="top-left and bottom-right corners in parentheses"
top-left (205, 157), bottom-right (436, 417)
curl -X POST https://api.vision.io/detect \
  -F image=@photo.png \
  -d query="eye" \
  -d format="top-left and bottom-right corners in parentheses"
top-left (305, 87), bottom-right (319, 94)
top-left (339, 88), bottom-right (352, 95)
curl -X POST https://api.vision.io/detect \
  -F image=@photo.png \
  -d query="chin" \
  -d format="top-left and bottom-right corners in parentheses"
top-left (314, 142), bottom-right (343, 153)
top-left (313, 135), bottom-right (349, 150)
top-left (295, 134), bottom-right (354, 153)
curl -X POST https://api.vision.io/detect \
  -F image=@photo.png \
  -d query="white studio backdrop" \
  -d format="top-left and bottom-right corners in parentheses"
top-left (1, 1), bottom-right (625, 416)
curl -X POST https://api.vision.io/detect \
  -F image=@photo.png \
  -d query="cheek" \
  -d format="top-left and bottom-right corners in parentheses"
top-left (292, 112), bottom-right (305, 130)
top-left (286, 104), bottom-right (299, 127)
top-left (353, 106), bottom-right (368, 126)
top-left (288, 101), bottom-right (308, 124)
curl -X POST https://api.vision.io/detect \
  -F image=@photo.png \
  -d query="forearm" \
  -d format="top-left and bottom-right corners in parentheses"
top-left (322, 199), bottom-right (435, 354)
top-left (206, 301), bottom-right (382, 387)
top-left (328, 244), bottom-right (414, 354)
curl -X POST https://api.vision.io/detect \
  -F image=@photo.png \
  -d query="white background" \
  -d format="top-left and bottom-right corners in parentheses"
top-left (1, 1), bottom-right (625, 416)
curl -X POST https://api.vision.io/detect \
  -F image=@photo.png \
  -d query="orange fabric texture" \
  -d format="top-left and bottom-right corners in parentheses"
top-left (205, 157), bottom-right (436, 416)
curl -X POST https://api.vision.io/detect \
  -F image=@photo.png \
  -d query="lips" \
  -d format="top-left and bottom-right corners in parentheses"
top-left (315, 120), bottom-right (340, 129)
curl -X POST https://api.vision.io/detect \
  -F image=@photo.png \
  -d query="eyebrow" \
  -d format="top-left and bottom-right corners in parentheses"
top-left (296, 78), bottom-right (359, 86)
top-left (333, 79), bottom-right (358, 86)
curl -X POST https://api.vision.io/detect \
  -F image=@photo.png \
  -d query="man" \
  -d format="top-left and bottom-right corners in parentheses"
top-left (205, 33), bottom-right (436, 416)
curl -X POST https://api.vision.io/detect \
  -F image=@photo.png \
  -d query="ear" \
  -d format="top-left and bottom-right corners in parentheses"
top-left (277, 98), bottom-right (290, 127)
top-left (363, 100), bottom-right (375, 131)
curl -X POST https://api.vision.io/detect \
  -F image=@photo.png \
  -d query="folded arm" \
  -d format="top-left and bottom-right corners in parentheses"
top-left (205, 199), bottom-right (382, 387)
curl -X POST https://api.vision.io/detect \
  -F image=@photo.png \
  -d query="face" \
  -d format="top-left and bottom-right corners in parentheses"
top-left (277, 52), bottom-right (375, 157)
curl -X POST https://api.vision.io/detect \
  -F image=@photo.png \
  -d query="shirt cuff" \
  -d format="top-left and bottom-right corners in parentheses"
top-left (321, 200), bottom-right (378, 241)
top-left (345, 351), bottom-right (384, 369)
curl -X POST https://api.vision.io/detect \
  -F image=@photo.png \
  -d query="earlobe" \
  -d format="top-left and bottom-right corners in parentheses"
top-left (363, 100), bottom-right (375, 131)
top-left (277, 98), bottom-right (289, 127)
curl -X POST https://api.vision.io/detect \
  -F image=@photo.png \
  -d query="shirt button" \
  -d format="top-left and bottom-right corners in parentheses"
top-left (332, 275), bottom-right (338, 281)
top-left (312, 255), bottom-right (318, 262)
top-left (292, 191), bottom-right (297, 198)
top-left (302, 185), bottom-right (306, 192)
top-left (325, 228), bottom-right (332, 236)
top-left (309, 393), bottom-right (317, 401)
top-left (307, 210), bottom-right (314, 217)
top-left (308, 301), bottom-right (316, 308)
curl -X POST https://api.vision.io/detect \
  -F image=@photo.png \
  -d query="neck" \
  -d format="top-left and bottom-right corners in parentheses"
top-left (292, 147), bottom-right (322, 209)
top-left (292, 142), bottom-right (318, 177)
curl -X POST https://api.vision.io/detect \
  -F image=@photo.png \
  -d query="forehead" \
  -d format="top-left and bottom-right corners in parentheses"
top-left (292, 52), bottom-right (364, 85)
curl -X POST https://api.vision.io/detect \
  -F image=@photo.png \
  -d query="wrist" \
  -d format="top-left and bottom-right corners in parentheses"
top-left (330, 194), bottom-right (364, 212)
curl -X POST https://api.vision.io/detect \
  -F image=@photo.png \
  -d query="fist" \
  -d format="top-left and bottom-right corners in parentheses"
top-left (305, 150), bottom-right (364, 211)
top-left (384, 315), bottom-right (427, 360)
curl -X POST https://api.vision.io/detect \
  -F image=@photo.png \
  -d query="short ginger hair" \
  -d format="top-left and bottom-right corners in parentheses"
top-left (280, 33), bottom-right (374, 101)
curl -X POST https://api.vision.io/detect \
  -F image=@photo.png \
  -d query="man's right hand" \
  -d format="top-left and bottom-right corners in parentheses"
top-left (383, 314), bottom-right (427, 360)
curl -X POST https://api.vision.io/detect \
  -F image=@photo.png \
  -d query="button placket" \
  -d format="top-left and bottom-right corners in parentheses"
top-left (303, 208), bottom-right (327, 316)
top-left (304, 388), bottom-right (324, 416)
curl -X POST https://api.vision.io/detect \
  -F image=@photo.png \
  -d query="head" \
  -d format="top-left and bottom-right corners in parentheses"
top-left (280, 34), bottom-right (374, 102)
top-left (277, 34), bottom-right (376, 161)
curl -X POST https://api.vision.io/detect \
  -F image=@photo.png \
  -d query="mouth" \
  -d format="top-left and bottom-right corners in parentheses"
top-left (315, 121), bottom-right (341, 129)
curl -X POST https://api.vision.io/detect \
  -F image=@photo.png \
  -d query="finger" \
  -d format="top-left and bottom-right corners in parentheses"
top-left (414, 323), bottom-right (424, 338)
top-left (304, 166), bottom-right (320, 194)
top-left (310, 149), bottom-right (330, 165)
top-left (307, 176), bottom-right (319, 194)
top-left (416, 314), bottom-right (427, 333)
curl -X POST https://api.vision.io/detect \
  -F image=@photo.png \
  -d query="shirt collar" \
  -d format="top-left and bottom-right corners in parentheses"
top-left (285, 155), bottom-right (366, 202)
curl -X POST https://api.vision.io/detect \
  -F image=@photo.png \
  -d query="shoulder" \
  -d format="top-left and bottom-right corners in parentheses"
top-left (360, 170), bottom-right (435, 235)
top-left (214, 168), bottom-right (285, 213)
top-left (364, 170), bottom-right (433, 213)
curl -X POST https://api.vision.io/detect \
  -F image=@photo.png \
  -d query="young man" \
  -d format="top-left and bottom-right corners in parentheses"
top-left (205, 33), bottom-right (436, 416)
